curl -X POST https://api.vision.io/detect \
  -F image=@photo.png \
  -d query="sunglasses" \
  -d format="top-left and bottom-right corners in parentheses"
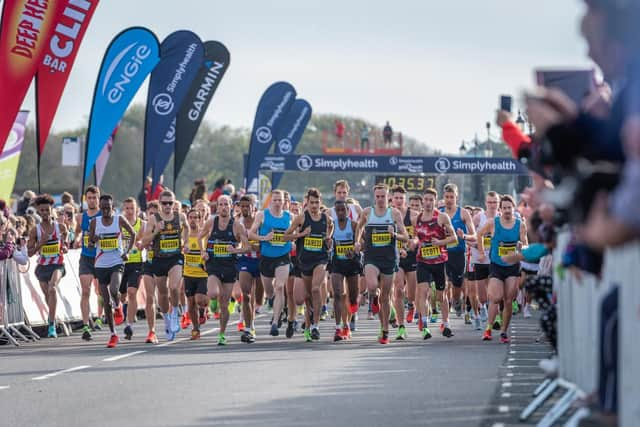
top-left (160, 201), bottom-right (174, 206)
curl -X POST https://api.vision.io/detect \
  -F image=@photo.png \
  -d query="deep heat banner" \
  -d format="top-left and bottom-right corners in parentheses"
top-left (0, 0), bottom-right (66, 154)
top-left (245, 81), bottom-right (296, 194)
top-left (0, 110), bottom-right (29, 201)
top-left (35, 0), bottom-right (100, 159)
top-left (142, 30), bottom-right (204, 188)
top-left (271, 98), bottom-right (312, 188)
top-left (173, 40), bottom-right (230, 184)
top-left (83, 27), bottom-right (160, 182)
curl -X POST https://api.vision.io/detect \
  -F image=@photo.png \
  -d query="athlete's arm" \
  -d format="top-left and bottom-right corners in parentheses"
top-left (520, 219), bottom-right (529, 248)
top-left (283, 215), bottom-right (303, 241)
top-left (436, 213), bottom-right (457, 246)
top-left (27, 226), bottom-right (40, 257)
top-left (460, 209), bottom-right (477, 243)
top-left (180, 213), bottom-right (189, 250)
top-left (355, 207), bottom-right (369, 245)
top-left (230, 221), bottom-right (249, 254)
top-left (391, 208), bottom-right (409, 242)
top-left (119, 216), bottom-right (136, 256)
top-left (88, 218), bottom-right (98, 247)
top-left (140, 215), bottom-right (157, 247)
top-left (74, 213), bottom-right (83, 248)
top-left (198, 218), bottom-right (213, 258)
top-left (475, 219), bottom-right (495, 256)
top-left (59, 223), bottom-right (69, 253)
top-left (248, 211), bottom-right (270, 241)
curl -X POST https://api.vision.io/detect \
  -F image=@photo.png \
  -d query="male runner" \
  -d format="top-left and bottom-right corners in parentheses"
top-left (406, 194), bottom-right (423, 323)
top-left (248, 190), bottom-right (292, 337)
top-left (357, 183), bottom-right (409, 344)
top-left (285, 188), bottom-right (333, 341)
top-left (236, 195), bottom-right (260, 343)
top-left (476, 195), bottom-right (528, 343)
top-left (73, 185), bottom-right (101, 341)
top-left (183, 209), bottom-right (208, 340)
top-left (200, 195), bottom-right (248, 345)
top-left (141, 201), bottom-right (159, 344)
top-left (88, 194), bottom-right (136, 348)
top-left (28, 194), bottom-right (69, 338)
top-left (413, 188), bottom-right (457, 338)
top-left (440, 183), bottom-right (476, 317)
top-left (142, 190), bottom-right (189, 341)
top-left (119, 198), bottom-right (145, 340)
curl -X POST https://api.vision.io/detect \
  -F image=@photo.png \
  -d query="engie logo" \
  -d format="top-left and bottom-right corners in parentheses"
top-left (297, 155), bottom-right (313, 171)
top-left (434, 157), bottom-right (451, 174)
top-left (256, 126), bottom-right (272, 144)
top-left (103, 43), bottom-right (153, 104)
top-left (152, 93), bottom-right (174, 115)
top-left (278, 139), bottom-right (292, 154)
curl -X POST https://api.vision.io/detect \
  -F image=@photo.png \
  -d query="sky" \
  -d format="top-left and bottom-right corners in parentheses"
top-left (16, 0), bottom-right (593, 154)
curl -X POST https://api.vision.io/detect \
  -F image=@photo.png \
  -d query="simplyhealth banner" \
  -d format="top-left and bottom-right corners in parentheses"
top-left (271, 98), bottom-right (311, 188)
top-left (174, 40), bottom-right (230, 183)
top-left (245, 81), bottom-right (296, 194)
top-left (0, 0), bottom-right (66, 154)
top-left (36, 0), bottom-right (99, 158)
top-left (143, 30), bottom-right (204, 187)
top-left (83, 27), bottom-right (160, 180)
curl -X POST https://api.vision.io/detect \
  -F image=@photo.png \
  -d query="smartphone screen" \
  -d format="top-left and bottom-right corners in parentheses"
top-left (535, 69), bottom-right (595, 105)
top-left (500, 95), bottom-right (512, 113)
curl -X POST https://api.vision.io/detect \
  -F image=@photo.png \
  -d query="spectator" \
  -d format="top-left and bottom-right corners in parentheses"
top-left (0, 215), bottom-right (16, 262)
top-left (335, 119), bottom-right (345, 142)
top-left (360, 125), bottom-right (370, 151)
top-left (0, 199), bottom-right (10, 219)
top-left (209, 177), bottom-right (231, 202)
top-left (17, 190), bottom-right (35, 216)
top-left (383, 121), bottom-right (393, 145)
top-left (189, 178), bottom-right (207, 206)
top-left (143, 175), bottom-right (165, 203)
top-left (61, 191), bottom-right (75, 208)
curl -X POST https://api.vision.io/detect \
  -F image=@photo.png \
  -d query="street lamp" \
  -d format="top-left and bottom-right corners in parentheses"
top-left (485, 122), bottom-right (494, 157)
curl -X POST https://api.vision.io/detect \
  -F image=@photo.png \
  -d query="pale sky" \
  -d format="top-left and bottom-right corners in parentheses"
top-left (17, 0), bottom-right (592, 154)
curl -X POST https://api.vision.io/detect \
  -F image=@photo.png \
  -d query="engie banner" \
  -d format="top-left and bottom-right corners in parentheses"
top-left (271, 98), bottom-right (311, 188)
top-left (174, 40), bottom-right (230, 184)
top-left (83, 27), bottom-right (160, 182)
top-left (244, 81), bottom-right (296, 194)
top-left (0, 110), bottom-right (29, 201)
top-left (35, 0), bottom-right (100, 159)
top-left (0, 0), bottom-right (65, 154)
top-left (143, 30), bottom-right (204, 188)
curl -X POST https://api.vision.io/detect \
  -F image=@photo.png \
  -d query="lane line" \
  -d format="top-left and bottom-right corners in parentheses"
top-left (0, 386), bottom-right (10, 390)
top-left (498, 405), bottom-right (509, 413)
top-left (103, 351), bottom-right (146, 362)
top-left (32, 365), bottom-right (91, 381)
top-left (501, 392), bottom-right (511, 398)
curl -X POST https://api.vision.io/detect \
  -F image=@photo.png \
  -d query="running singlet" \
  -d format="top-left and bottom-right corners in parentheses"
top-left (95, 216), bottom-right (123, 268)
top-left (363, 207), bottom-right (396, 262)
top-left (298, 211), bottom-right (328, 265)
top-left (440, 206), bottom-right (466, 252)
top-left (37, 222), bottom-right (64, 265)
top-left (332, 217), bottom-right (357, 263)
top-left (122, 218), bottom-right (143, 264)
top-left (329, 204), bottom-right (359, 223)
top-left (152, 213), bottom-right (183, 258)
top-left (259, 209), bottom-right (291, 258)
top-left (490, 216), bottom-right (521, 267)
top-left (81, 211), bottom-right (100, 257)
top-left (470, 212), bottom-right (492, 265)
top-left (415, 210), bottom-right (448, 264)
top-left (206, 216), bottom-right (237, 266)
top-left (398, 208), bottom-right (415, 251)
top-left (238, 216), bottom-right (259, 260)
top-left (184, 236), bottom-right (207, 278)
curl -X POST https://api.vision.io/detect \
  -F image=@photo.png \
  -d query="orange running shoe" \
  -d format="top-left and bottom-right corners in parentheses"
top-left (113, 306), bottom-right (124, 326)
top-left (349, 303), bottom-right (358, 315)
top-left (418, 316), bottom-right (424, 332)
top-left (214, 312), bottom-right (220, 320)
top-left (107, 334), bottom-right (119, 348)
top-left (181, 312), bottom-right (191, 329)
top-left (341, 325), bottom-right (351, 339)
top-left (371, 295), bottom-right (380, 315)
top-left (378, 330), bottom-right (389, 344)
top-left (482, 329), bottom-right (492, 341)
top-left (145, 331), bottom-right (159, 344)
top-left (439, 323), bottom-right (445, 333)
top-left (237, 321), bottom-right (245, 332)
top-left (190, 330), bottom-right (201, 340)
top-left (406, 307), bottom-right (415, 324)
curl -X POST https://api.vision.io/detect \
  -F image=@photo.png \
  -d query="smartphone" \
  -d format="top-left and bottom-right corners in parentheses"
top-left (500, 95), bottom-right (513, 113)
top-left (535, 68), bottom-right (595, 105)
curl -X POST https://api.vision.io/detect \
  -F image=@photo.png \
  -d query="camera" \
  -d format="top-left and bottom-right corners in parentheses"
top-left (26, 206), bottom-right (36, 216)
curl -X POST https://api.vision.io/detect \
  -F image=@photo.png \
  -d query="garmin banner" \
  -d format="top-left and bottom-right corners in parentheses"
top-left (253, 154), bottom-right (528, 175)
top-left (174, 40), bottom-right (230, 183)
top-left (143, 30), bottom-right (204, 188)
top-left (36, 0), bottom-right (100, 159)
top-left (245, 81), bottom-right (296, 194)
top-left (83, 27), bottom-right (160, 183)
top-left (0, 0), bottom-right (66, 153)
top-left (271, 98), bottom-right (311, 188)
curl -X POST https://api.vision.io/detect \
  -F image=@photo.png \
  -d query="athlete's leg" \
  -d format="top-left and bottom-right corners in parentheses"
top-left (331, 273), bottom-right (346, 329)
top-left (167, 264), bottom-right (183, 311)
top-left (79, 274), bottom-right (94, 325)
top-left (272, 265), bottom-right (289, 327)
top-left (286, 274), bottom-right (296, 322)
top-left (393, 268), bottom-right (407, 327)
top-left (310, 266), bottom-right (326, 326)
top-left (187, 295), bottom-right (199, 331)
top-left (501, 276), bottom-right (519, 332)
top-left (155, 275), bottom-right (170, 314)
top-left (143, 274), bottom-right (156, 332)
top-left (486, 278), bottom-right (505, 328)
top-left (218, 281), bottom-right (234, 334)
top-left (239, 272), bottom-right (254, 329)
top-left (126, 286), bottom-right (138, 325)
top-left (379, 274), bottom-right (394, 332)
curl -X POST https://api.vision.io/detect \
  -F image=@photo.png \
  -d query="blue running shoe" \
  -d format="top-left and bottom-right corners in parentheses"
top-left (47, 323), bottom-right (57, 338)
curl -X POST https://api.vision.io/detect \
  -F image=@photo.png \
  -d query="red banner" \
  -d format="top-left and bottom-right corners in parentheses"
top-left (35, 0), bottom-right (99, 157)
top-left (0, 0), bottom-right (66, 154)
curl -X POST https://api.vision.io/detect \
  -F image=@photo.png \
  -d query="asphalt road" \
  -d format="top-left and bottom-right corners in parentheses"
top-left (0, 307), bottom-right (548, 427)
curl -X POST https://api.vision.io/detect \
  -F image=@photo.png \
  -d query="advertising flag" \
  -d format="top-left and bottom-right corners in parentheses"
top-left (142, 30), bottom-right (204, 188)
top-left (0, 0), bottom-right (66, 153)
top-left (0, 110), bottom-right (29, 201)
top-left (35, 0), bottom-right (100, 158)
top-left (174, 40), bottom-right (230, 183)
top-left (271, 98), bottom-right (311, 188)
top-left (94, 124), bottom-right (119, 186)
top-left (244, 82), bottom-right (296, 194)
top-left (83, 27), bottom-right (160, 182)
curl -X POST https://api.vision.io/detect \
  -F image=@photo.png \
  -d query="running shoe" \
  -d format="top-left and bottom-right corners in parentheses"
top-left (474, 317), bottom-right (482, 330)
top-left (303, 329), bottom-right (312, 342)
top-left (311, 327), bottom-right (320, 340)
top-left (181, 312), bottom-right (191, 329)
top-left (512, 300), bottom-right (519, 315)
top-left (237, 321), bottom-right (245, 332)
top-left (190, 330), bottom-right (201, 340)
top-left (93, 318), bottom-right (103, 330)
top-left (349, 317), bottom-right (356, 332)
top-left (430, 313), bottom-right (438, 324)
top-left (171, 309), bottom-right (180, 334)
top-left (439, 323), bottom-right (445, 333)
top-left (320, 307), bottom-right (328, 321)
top-left (500, 332), bottom-right (510, 344)
top-left (107, 334), bottom-right (119, 348)
top-left (492, 314), bottom-right (502, 331)
top-left (334, 329), bottom-right (343, 342)
top-left (454, 300), bottom-right (462, 317)
top-left (482, 329), bottom-right (492, 341)
top-left (214, 311), bottom-right (220, 320)
top-left (396, 325), bottom-right (408, 340)
top-left (390, 307), bottom-right (398, 328)
top-left (286, 321), bottom-right (295, 338)
top-left (163, 313), bottom-right (171, 339)
top-left (297, 305), bottom-right (305, 316)
top-left (371, 295), bottom-right (380, 315)
top-left (166, 330), bottom-right (176, 341)
top-left (241, 330), bottom-right (255, 343)
top-left (81, 325), bottom-right (92, 341)
top-left (199, 308), bottom-right (207, 326)
top-left (269, 323), bottom-right (279, 337)
top-left (124, 325), bottom-right (133, 340)
top-left (418, 316), bottom-right (424, 332)
top-left (442, 326), bottom-right (454, 338)
top-left (209, 298), bottom-right (219, 314)
top-left (464, 312), bottom-right (471, 325)
top-left (480, 304), bottom-right (488, 322)
top-left (349, 303), bottom-right (359, 315)
top-left (378, 330), bottom-right (389, 345)
top-left (113, 306), bottom-right (124, 326)
top-left (523, 305), bottom-right (532, 319)
top-left (217, 333), bottom-right (227, 346)
top-left (406, 306), bottom-right (415, 324)
top-left (145, 331), bottom-right (158, 344)
top-left (422, 328), bottom-right (432, 340)
top-left (341, 325), bottom-right (351, 339)
top-left (367, 312), bottom-right (375, 320)
top-left (228, 300), bottom-right (237, 314)
top-left (47, 323), bottom-right (57, 338)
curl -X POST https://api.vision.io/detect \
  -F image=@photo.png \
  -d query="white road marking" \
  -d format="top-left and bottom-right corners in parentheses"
top-left (103, 351), bottom-right (146, 362)
top-left (506, 373), bottom-right (514, 377)
top-left (501, 382), bottom-right (512, 388)
top-left (32, 365), bottom-right (91, 381)
top-left (0, 386), bottom-right (10, 390)
top-left (501, 392), bottom-right (511, 398)
top-left (492, 423), bottom-right (505, 427)
top-left (498, 405), bottom-right (509, 413)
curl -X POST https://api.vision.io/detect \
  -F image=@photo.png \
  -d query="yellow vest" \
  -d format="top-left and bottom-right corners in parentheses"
top-left (123, 218), bottom-right (143, 264)
top-left (183, 236), bottom-right (207, 278)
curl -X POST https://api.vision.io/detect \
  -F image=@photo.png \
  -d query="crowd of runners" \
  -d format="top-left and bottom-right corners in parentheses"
top-left (23, 179), bottom-right (540, 349)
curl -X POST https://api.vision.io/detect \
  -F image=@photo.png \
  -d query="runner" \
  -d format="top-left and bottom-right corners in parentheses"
top-left (88, 194), bottom-right (136, 348)
top-left (357, 183), bottom-right (409, 344)
top-left (73, 185), bottom-right (101, 341)
top-left (391, 185), bottom-right (419, 340)
top-left (27, 194), bottom-right (69, 338)
top-left (405, 194), bottom-right (423, 324)
top-left (199, 195), bottom-right (248, 345)
top-left (440, 183), bottom-right (476, 318)
top-left (476, 195), bottom-right (528, 343)
top-left (183, 208), bottom-right (208, 341)
top-left (284, 188), bottom-right (333, 341)
top-left (285, 197), bottom-right (305, 338)
top-left (248, 190), bottom-right (292, 337)
top-left (142, 190), bottom-right (189, 341)
top-left (236, 195), bottom-right (260, 343)
top-left (413, 188), bottom-right (457, 339)
top-left (329, 200), bottom-right (361, 341)
top-left (119, 198), bottom-right (145, 340)
top-left (141, 201), bottom-right (160, 344)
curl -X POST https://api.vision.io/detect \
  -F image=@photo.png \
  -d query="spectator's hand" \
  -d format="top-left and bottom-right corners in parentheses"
top-left (496, 110), bottom-right (512, 127)
top-left (583, 84), bottom-right (612, 119)
top-left (526, 88), bottom-right (578, 135)
top-left (581, 191), bottom-right (610, 251)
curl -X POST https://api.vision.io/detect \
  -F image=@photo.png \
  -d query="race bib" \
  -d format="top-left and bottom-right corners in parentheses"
top-left (483, 236), bottom-right (492, 248)
top-left (271, 231), bottom-right (285, 246)
top-left (99, 238), bottom-right (118, 252)
top-left (147, 250), bottom-right (154, 261)
top-left (83, 234), bottom-right (90, 247)
top-left (213, 243), bottom-right (230, 258)
top-left (498, 243), bottom-right (517, 257)
top-left (160, 237), bottom-right (180, 253)
top-left (406, 226), bottom-right (415, 238)
top-left (335, 244), bottom-right (354, 260)
top-left (41, 242), bottom-right (60, 257)
top-left (185, 253), bottom-right (203, 267)
top-left (447, 240), bottom-right (458, 248)
top-left (420, 245), bottom-right (441, 259)
top-left (372, 232), bottom-right (391, 247)
top-left (303, 236), bottom-right (323, 252)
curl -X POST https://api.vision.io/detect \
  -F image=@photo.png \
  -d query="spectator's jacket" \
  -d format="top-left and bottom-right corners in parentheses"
top-left (0, 241), bottom-right (15, 261)
top-left (501, 121), bottom-right (531, 159)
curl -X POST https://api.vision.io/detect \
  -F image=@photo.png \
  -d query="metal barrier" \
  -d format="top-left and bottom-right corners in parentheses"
top-left (520, 232), bottom-right (639, 427)
top-left (0, 259), bottom-right (39, 346)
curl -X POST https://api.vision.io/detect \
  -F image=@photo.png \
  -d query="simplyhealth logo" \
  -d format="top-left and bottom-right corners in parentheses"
top-left (102, 42), bottom-right (154, 104)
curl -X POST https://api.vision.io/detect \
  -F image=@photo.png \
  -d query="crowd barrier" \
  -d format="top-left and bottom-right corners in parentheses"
top-left (520, 232), bottom-right (640, 427)
top-left (0, 259), bottom-right (40, 345)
